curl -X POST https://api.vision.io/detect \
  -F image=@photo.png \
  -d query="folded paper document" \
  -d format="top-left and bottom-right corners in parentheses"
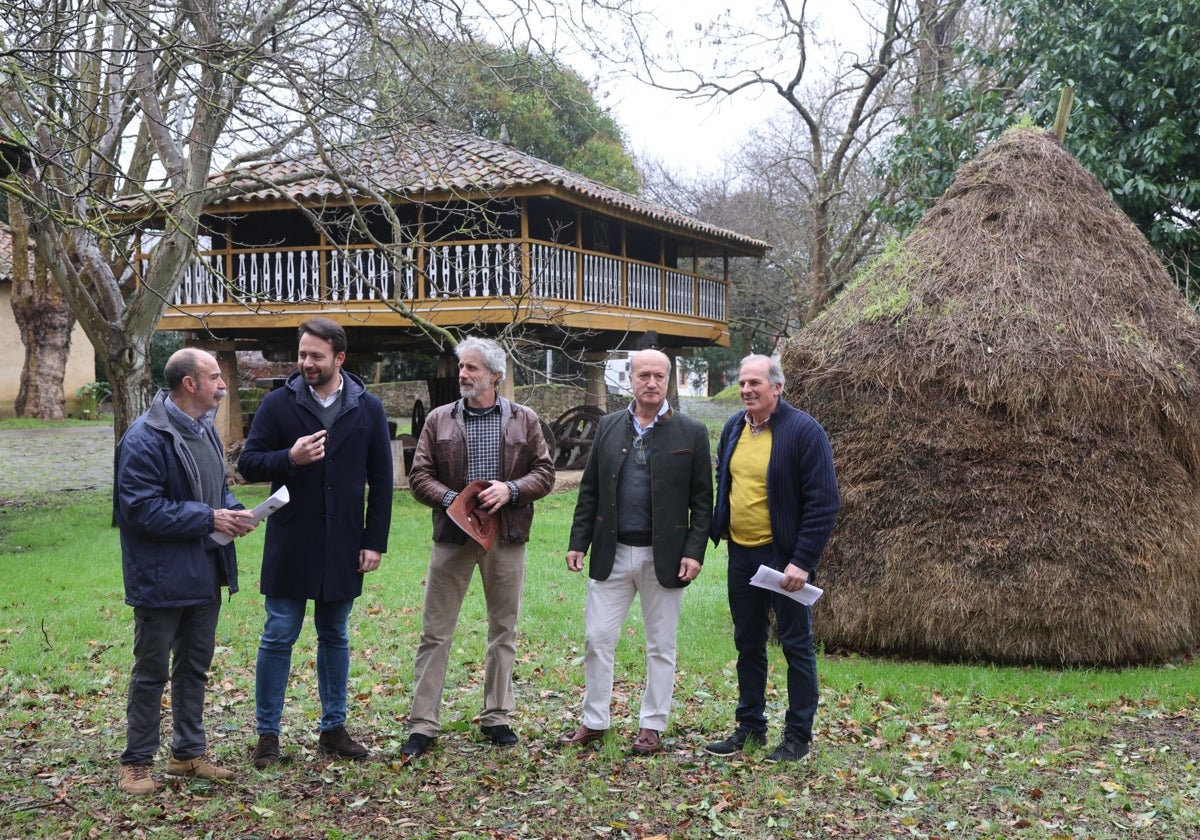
top-left (211, 485), bottom-right (290, 545)
top-left (749, 564), bottom-right (824, 606)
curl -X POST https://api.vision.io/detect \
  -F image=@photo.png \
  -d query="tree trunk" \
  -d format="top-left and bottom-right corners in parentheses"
top-left (8, 197), bottom-right (75, 420)
top-left (805, 190), bottom-right (833, 324)
top-left (707, 365), bottom-right (722, 396)
top-left (101, 341), bottom-right (154, 440)
top-left (914, 0), bottom-right (966, 102)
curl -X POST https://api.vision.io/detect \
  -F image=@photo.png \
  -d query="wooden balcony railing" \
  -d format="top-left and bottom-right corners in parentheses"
top-left (167, 239), bottom-right (727, 322)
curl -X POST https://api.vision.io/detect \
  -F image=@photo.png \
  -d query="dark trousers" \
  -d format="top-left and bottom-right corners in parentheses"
top-left (121, 584), bottom-right (221, 765)
top-left (727, 541), bottom-right (819, 744)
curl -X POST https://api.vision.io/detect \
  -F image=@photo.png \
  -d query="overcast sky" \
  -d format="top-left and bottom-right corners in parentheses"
top-left (467, 0), bottom-right (875, 175)
top-left (604, 77), bottom-right (780, 174)
top-left (566, 0), bottom-right (875, 175)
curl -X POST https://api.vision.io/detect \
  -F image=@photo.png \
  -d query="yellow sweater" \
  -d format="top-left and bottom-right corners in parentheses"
top-left (729, 425), bottom-right (772, 547)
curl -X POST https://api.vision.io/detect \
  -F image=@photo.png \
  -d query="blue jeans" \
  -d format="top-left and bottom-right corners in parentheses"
top-left (256, 596), bottom-right (354, 735)
top-left (727, 542), bottom-right (819, 744)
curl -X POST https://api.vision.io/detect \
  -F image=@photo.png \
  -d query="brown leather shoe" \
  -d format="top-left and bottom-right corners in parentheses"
top-left (631, 728), bottom-right (662, 755)
top-left (560, 724), bottom-right (606, 747)
top-left (166, 754), bottom-right (235, 781)
top-left (118, 762), bottom-right (159, 795)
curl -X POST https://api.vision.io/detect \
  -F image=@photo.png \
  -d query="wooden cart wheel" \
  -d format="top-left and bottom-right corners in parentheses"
top-left (539, 418), bottom-right (556, 466)
top-left (549, 405), bottom-right (605, 470)
top-left (411, 398), bottom-right (427, 440)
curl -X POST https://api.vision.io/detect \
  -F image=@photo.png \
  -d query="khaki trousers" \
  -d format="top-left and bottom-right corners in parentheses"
top-left (407, 540), bottom-right (527, 737)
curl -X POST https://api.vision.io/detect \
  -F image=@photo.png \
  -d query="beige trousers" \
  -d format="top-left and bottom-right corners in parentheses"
top-left (407, 540), bottom-right (526, 737)
top-left (581, 543), bottom-right (684, 732)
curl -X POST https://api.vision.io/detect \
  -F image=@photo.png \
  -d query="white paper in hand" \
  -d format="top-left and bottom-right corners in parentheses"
top-left (749, 564), bottom-right (823, 606)
top-left (210, 485), bottom-right (290, 545)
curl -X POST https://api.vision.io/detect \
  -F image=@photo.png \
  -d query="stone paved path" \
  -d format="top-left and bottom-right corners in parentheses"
top-left (1, 424), bottom-right (115, 499)
top-left (0, 424), bottom-right (587, 499)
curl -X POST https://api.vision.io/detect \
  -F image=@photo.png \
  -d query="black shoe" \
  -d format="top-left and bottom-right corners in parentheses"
top-left (765, 738), bottom-right (811, 763)
top-left (400, 732), bottom-right (434, 757)
top-left (251, 733), bottom-right (280, 769)
top-left (317, 725), bottom-right (369, 760)
top-left (480, 724), bottom-right (518, 747)
top-left (704, 727), bottom-right (767, 756)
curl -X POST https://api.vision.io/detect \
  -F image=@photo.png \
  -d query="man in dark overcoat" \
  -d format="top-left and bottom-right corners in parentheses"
top-left (238, 318), bottom-right (393, 767)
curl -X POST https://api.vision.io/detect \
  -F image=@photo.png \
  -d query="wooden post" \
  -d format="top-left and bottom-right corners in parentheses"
top-left (498, 351), bottom-right (515, 402)
top-left (391, 437), bottom-right (409, 489)
top-left (1052, 86), bottom-right (1075, 141)
top-left (666, 349), bottom-right (679, 407)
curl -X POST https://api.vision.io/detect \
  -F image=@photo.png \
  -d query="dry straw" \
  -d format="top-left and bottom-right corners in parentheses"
top-left (784, 126), bottom-right (1200, 666)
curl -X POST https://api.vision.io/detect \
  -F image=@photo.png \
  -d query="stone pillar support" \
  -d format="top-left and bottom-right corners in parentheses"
top-left (582, 351), bottom-right (609, 408)
top-left (195, 341), bottom-right (243, 447)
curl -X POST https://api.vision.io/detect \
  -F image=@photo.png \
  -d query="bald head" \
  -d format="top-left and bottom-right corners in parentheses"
top-left (164, 348), bottom-right (227, 419)
top-left (164, 348), bottom-right (210, 393)
top-left (630, 349), bottom-right (671, 417)
top-left (631, 348), bottom-right (670, 373)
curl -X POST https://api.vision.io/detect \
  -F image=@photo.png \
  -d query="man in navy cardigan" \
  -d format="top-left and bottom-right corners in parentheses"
top-left (706, 354), bottom-right (839, 763)
top-left (239, 319), bottom-right (393, 768)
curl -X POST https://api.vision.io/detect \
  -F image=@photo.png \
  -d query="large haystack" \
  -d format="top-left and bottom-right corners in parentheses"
top-left (783, 127), bottom-right (1200, 666)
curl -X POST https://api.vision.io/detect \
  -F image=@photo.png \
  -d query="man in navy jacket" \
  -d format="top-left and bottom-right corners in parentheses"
top-left (115, 348), bottom-right (255, 794)
top-left (239, 319), bottom-right (393, 768)
top-left (706, 354), bottom-right (839, 763)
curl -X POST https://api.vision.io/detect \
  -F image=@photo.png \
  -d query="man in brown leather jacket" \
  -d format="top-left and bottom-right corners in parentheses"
top-left (401, 336), bottom-right (555, 757)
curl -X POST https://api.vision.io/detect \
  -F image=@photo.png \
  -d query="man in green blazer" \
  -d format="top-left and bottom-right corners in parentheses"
top-left (563, 348), bottom-right (712, 755)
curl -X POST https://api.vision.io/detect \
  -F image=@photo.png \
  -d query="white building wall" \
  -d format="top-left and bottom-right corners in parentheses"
top-left (603, 351), bottom-right (707, 398)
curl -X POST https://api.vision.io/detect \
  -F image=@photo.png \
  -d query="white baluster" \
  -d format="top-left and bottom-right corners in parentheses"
top-left (453, 245), bottom-right (463, 295)
top-left (537, 247), bottom-right (543, 298)
top-left (404, 247), bottom-right (414, 299)
top-left (214, 255), bottom-right (225, 303)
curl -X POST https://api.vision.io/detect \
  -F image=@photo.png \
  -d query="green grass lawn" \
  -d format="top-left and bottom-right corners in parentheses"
top-left (2, 486), bottom-right (1200, 838)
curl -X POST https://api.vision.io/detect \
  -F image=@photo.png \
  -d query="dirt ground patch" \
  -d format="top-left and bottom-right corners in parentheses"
top-left (552, 469), bottom-right (582, 492)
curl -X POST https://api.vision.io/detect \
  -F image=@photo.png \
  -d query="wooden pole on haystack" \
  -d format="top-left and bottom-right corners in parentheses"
top-left (1052, 85), bottom-right (1075, 141)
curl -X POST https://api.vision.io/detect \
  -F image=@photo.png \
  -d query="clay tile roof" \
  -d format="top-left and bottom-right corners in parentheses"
top-left (204, 122), bottom-right (767, 255)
